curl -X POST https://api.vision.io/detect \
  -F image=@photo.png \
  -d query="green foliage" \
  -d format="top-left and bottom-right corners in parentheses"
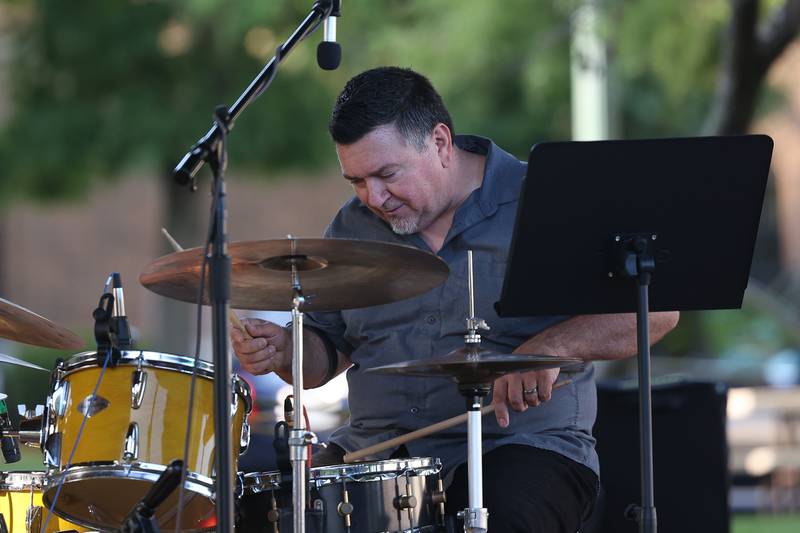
top-left (660, 307), bottom-right (794, 358)
top-left (732, 513), bottom-right (800, 533)
top-left (0, 0), bottom-right (790, 200)
top-left (0, 0), bottom-right (337, 201)
top-left (609, 0), bottom-right (728, 137)
top-left (0, 0), bottom-right (576, 201)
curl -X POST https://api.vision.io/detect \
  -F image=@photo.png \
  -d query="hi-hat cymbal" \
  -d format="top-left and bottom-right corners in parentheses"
top-left (0, 352), bottom-right (48, 372)
top-left (368, 346), bottom-right (584, 384)
top-left (0, 298), bottom-right (84, 350)
top-left (139, 238), bottom-right (450, 312)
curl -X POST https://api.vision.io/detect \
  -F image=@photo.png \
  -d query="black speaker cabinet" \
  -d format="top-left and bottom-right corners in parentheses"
top-left (588, 380), bottom-right (729, 533)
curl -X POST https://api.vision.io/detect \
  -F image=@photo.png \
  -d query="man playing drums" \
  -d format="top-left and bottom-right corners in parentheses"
top-left (232, 67), bottom-right (679, 532)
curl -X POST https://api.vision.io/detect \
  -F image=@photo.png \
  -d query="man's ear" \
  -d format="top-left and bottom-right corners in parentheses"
top-left (431, 122), bottom-right (454, 168)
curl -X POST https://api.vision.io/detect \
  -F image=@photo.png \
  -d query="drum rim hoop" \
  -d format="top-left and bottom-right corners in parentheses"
top-left (43, 462), bottom-right (215, 495)
top-left (0, 470), bottom-right (46, 489)
top-left (241, 456), bottom-right (442, 493)
top-left (62, 350), bottom-right (216, 378)
top-left (311, 456), bottom-right (441, 479)
top-left (42, 463), bottom-right (216, 532)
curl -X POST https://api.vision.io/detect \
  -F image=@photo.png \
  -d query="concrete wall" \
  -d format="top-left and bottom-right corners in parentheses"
top-left (0, 171), bottom-right (353, 358)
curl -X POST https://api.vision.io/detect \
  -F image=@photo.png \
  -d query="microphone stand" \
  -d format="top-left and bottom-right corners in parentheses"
top-left (170, 3), bottom-right (337, 532)
top-left (121, 460), bottom-right (185, 533)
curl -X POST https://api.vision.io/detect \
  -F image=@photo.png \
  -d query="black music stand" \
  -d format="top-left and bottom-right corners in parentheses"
top-left (495, 135), bottom-right (773, 533)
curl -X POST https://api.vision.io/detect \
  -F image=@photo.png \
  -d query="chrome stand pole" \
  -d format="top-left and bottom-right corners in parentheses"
top-left (460, 250), bottom-right (489, 532)
top-left (288, 252), bottom-right (317, 533)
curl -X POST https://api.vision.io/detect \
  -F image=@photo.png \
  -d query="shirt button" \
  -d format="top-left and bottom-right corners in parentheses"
top-left (425, 315), bottom-right (437, 325)
top-left (410, 407), bottom-right (420, 414)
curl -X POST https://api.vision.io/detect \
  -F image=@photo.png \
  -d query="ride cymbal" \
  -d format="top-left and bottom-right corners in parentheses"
top-left (0, 298), bottom-right (84, 350)
top-left (139, 238), bottom-right (449, 312)
top-left (368, 346), bottom-right (583, 384)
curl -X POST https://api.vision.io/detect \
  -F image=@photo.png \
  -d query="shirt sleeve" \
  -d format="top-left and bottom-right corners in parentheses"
top-left (303, 309), bottom-right (355, 357)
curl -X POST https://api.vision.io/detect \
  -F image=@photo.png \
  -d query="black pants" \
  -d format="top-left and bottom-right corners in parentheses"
top-left (445, 445), bottom-right (598, 533)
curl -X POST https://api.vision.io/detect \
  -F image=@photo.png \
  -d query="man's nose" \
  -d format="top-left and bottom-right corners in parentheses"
top-left (365, 178), bottom-right (389, 208)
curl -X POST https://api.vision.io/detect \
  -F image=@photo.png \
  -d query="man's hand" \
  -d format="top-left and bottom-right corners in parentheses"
top-left (492, 367), bottom-right (560, 428)
top-left (492, 334), bottom-right (565, 428)
top-left (231, 318), bottom-right (291, 375)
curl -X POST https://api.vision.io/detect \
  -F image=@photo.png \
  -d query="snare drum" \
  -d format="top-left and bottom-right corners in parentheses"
top-left (41, 351), bottom-right (252, 532)
top-left (238, 457), bottom-right (446, 533)
top-left (0, 471), bottom-right (88, 532)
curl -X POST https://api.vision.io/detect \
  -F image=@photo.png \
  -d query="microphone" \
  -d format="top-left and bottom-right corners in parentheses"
top-left (0, 397), bottom-right (20, 464)
top-left (109, 272), bottom-right (133, 351)
top-left (317, 0), bottom-right (342, 70)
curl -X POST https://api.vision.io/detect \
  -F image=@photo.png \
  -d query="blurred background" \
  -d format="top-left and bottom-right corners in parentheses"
top-left (0, 0), bottom-right (799, 531)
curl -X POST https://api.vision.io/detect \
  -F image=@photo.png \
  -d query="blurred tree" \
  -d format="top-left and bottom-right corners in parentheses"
top-left (1, 0), bottom-right (799, 357)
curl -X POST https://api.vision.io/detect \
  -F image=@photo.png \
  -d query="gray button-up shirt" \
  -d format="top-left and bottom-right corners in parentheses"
top-left (306, 135), bottom-right (599, 478)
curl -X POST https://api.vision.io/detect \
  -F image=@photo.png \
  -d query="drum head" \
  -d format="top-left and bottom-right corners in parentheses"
top-left (43, 465), bottom-right (215, 532)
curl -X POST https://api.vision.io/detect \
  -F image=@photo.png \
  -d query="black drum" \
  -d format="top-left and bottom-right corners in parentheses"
top-left (237, 457), bottom-right (446, 532)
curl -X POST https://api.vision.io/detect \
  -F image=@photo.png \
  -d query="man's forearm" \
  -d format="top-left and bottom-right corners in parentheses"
top-left (273, 327), bottom-right (338, 388)
top-left (517, 311), bottom-right (680, 361)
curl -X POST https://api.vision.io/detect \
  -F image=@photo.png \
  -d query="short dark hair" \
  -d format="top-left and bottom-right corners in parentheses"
top-left (329, 67), bottom-right (454, 149)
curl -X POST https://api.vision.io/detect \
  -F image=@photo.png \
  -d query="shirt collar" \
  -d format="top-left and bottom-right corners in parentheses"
top-left (454, 134), bottom-right (525, 217)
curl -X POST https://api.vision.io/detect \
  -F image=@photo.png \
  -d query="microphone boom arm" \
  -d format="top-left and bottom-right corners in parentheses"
top-left (172, 0), bottom-right (336, 188)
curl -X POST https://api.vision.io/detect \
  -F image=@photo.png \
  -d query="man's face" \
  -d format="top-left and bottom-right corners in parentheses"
top-left (336, 124), bottom-right (448, 235)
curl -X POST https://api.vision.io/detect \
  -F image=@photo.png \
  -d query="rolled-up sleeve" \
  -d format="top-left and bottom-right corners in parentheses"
top-left (304, 309), bottom-right (355, 356)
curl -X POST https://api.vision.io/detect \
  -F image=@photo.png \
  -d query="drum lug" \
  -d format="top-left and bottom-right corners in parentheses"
top-left (25, 505), bottom-right (42, 533)
top-left (231, 374), bottom-right (253, 416)
top-left (393, 493), bottom-right (417, 510)
top-left (44, 432), bottom-right (61, 468)
top-left (123, 422), bottom-right (139, 462)
top-left (337, 489), bottom-right (353, 528)
top-left (239, 421), bottom-right (251, 455)
top-left (38, 404), bottom-right (50, 452)
top-left (266, 491), bottom-right (280, 531)
top-left (131, 367), bottom-right (147, 410)
top-left (433, 477), bottom-right (447, 522)
top-left (50, 380), bottom-right (70, 418)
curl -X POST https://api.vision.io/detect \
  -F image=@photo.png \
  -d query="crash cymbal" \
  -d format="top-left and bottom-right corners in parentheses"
top-left (0, 298), bottom-right (84, 350)
top-left (139, 238), bottom-right (449, 312)
top-left (0, 352), bottom-right (48, 372)
top-left (368, 346), bottom-right (583, 384)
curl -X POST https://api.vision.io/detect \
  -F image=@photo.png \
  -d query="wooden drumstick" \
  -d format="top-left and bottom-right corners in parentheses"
top-left (343, 378), bottom-right (573, 463)
top-left (160, 228), bottom-right (252, 341)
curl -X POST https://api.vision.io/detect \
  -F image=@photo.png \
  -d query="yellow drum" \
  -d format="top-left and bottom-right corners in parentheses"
top-left (0, 471), bottom-right (88, 532)
top-left (40, 351), bottom-right (252, 532)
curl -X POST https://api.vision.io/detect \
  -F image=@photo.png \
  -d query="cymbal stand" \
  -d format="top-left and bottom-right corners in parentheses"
top-left (288, 248), bottom-right (318, 533)
top-left (458, 251), bottom-right (490, 533)
top-left (168, 3), bottom-right (338, 531)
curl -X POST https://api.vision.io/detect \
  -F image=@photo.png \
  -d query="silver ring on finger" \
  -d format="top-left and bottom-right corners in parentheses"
top-left (523, 386), bottom-right (538, 397)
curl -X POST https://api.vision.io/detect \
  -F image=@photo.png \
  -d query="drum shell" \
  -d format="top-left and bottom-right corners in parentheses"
top-left (50, 355), bottom-right (246, 473)
top-left (42, 351), bottom-right (251, 532)
top-left (238, 458), bottom-right (444, 533)
top-left (0, 471), bottom-right (88, 532)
